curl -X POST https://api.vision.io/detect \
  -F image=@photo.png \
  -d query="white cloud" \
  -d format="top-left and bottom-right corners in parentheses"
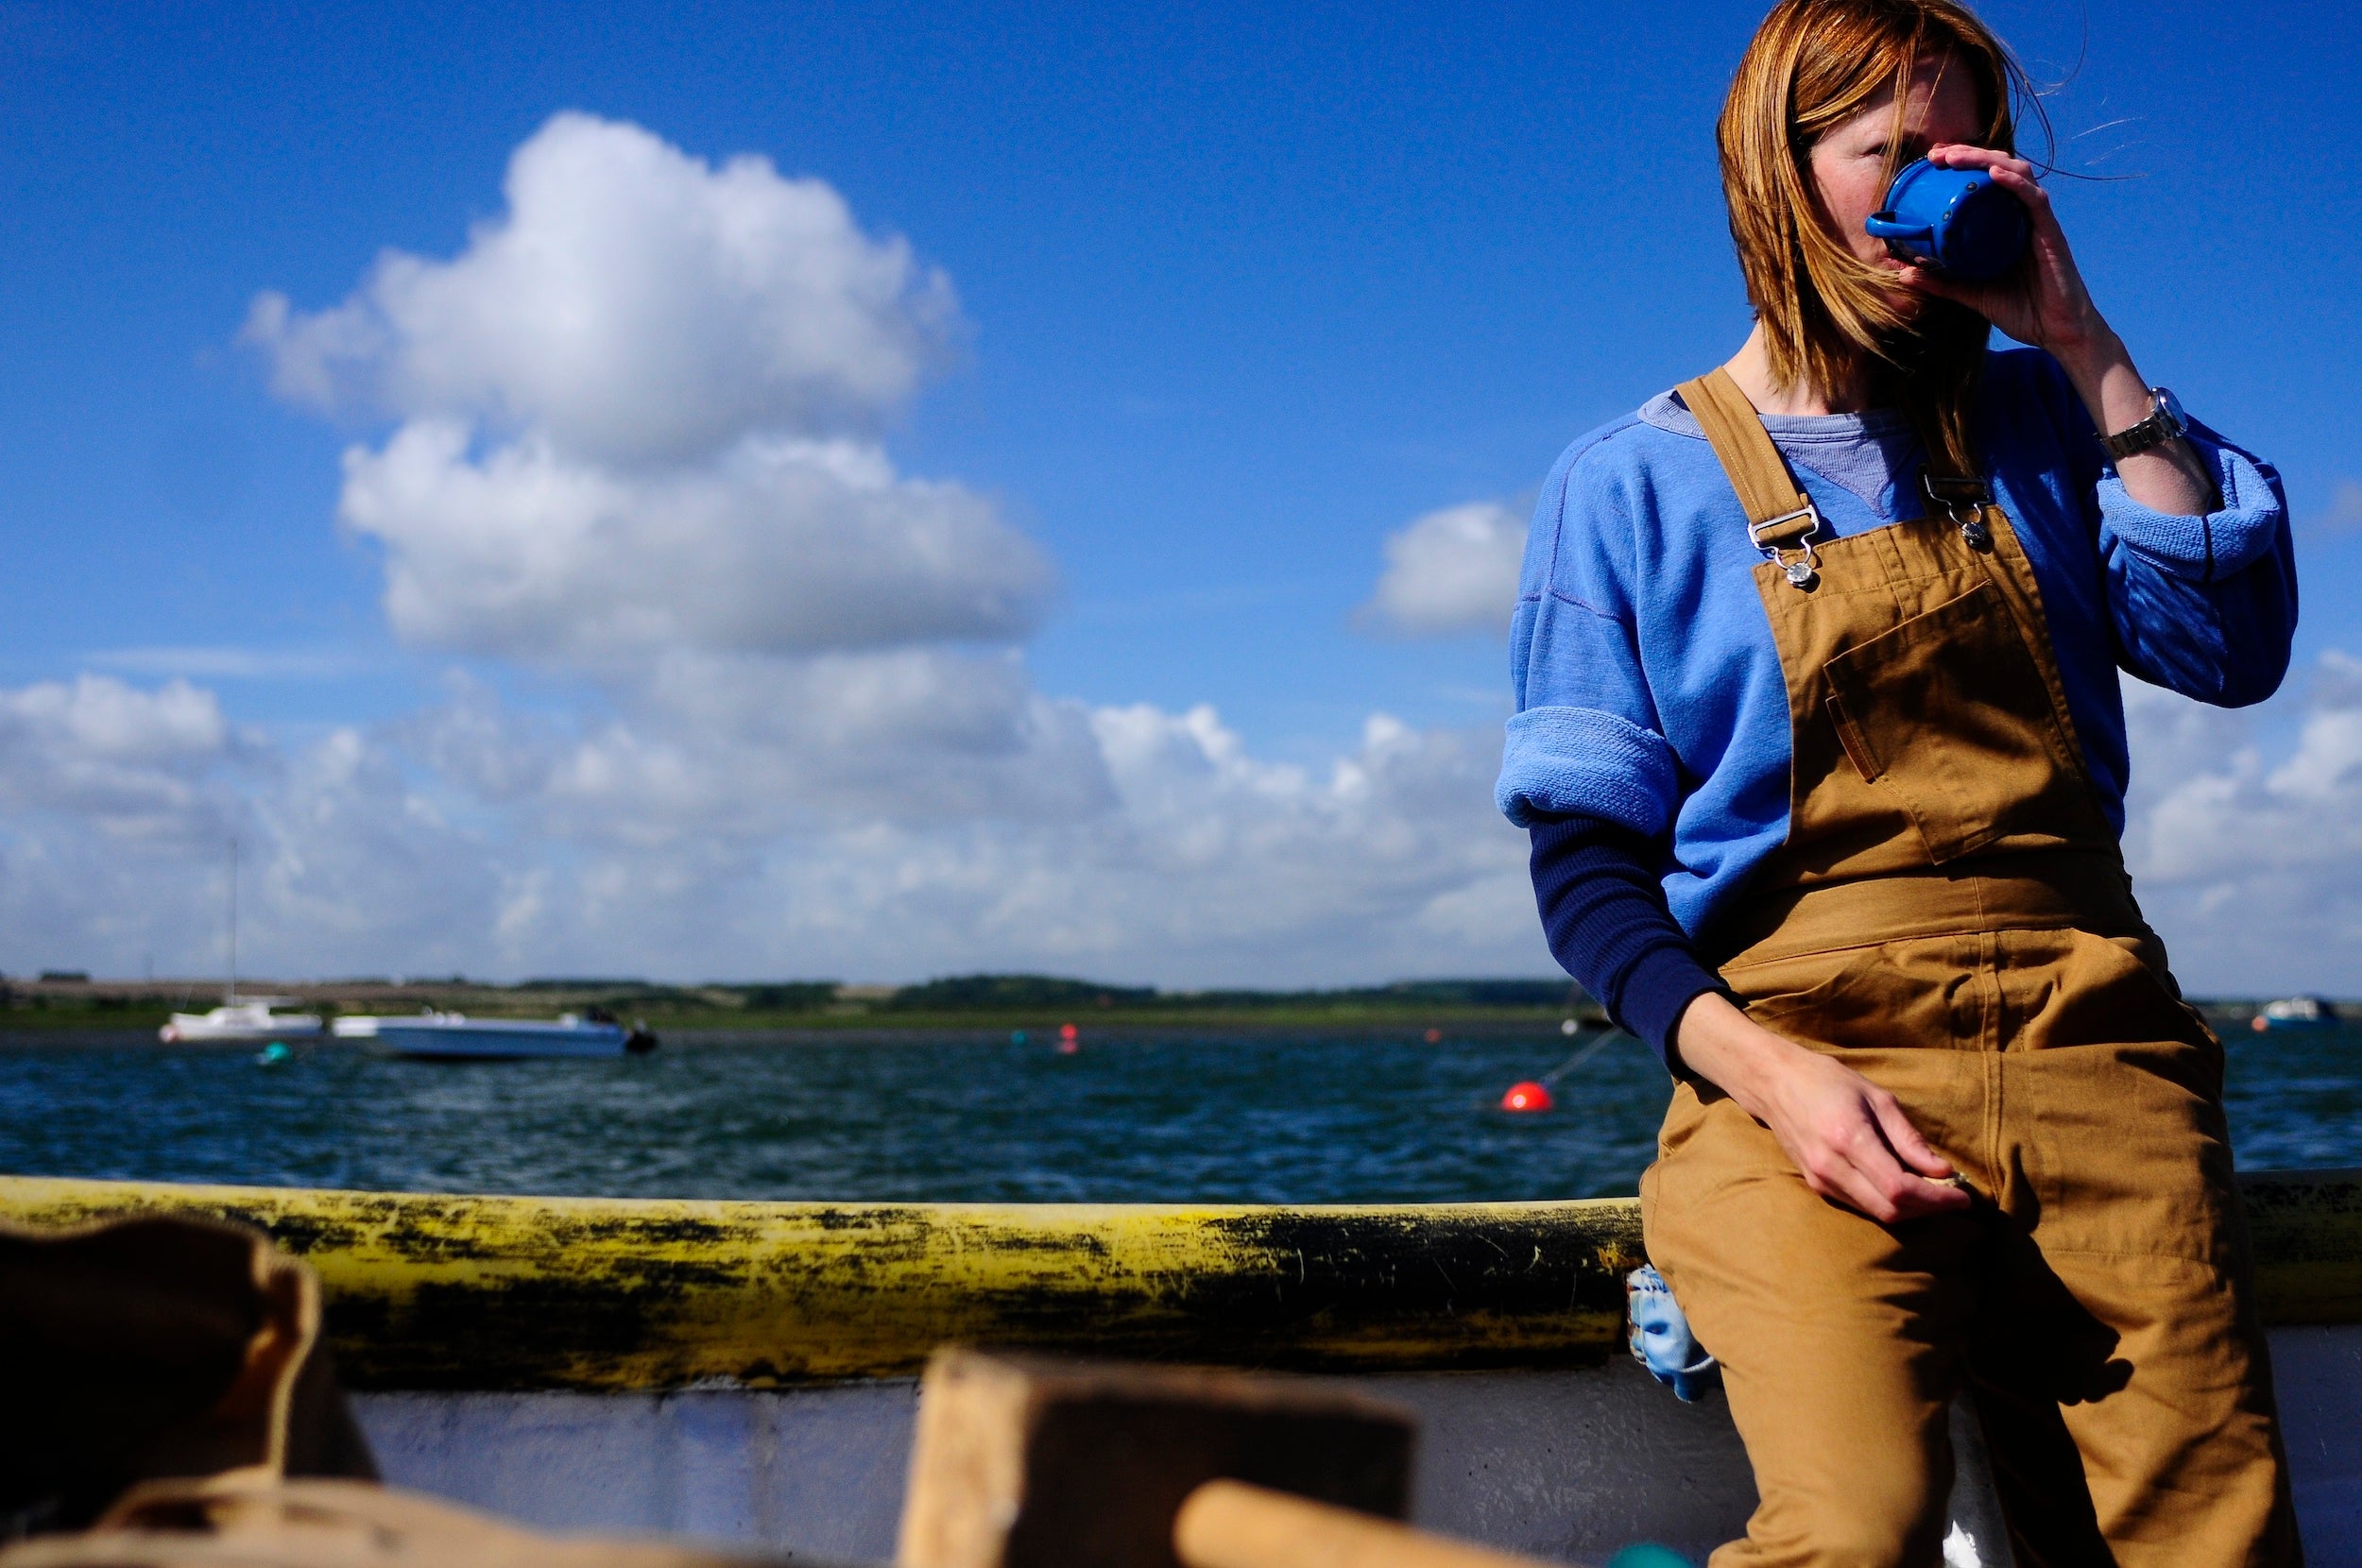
top-left (340, 421), bottom-right (1052, 662)
top-left (396, 697), bottom-right (1537, 985)
top-left (0, 671), bottom-right (1542, 987)
top-left (7, 116), bottom-right (1557, 988)
top-left (87, 646), bottom-right (380, 681)
top-left (0, 675), bottom-right (234, 836)
top-left (529, 648), bottom-right (1117, 837)
top-left (243, 111), bottom-right (955, 464)
top-left (2121, 656), bottom-right (2362, 992)
top-left (0, 678), bottom-right (497, 980)
top-left (1358, 500), bottom-right (1526, 638)
top-left (244, 113), bottom-right (1040, 673)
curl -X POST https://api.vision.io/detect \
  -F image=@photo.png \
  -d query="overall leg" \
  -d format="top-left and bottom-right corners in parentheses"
top-left (1983, 929), bottom-right (2301, 1568)
top-left (1645, 1083), bottom-right (1978, 1568)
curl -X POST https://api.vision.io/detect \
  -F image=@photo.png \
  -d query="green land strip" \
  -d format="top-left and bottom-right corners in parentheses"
top-left (0, 973), bottom-right (1602, 1036)
top-left (0, 971), bottom-right (2335, 1038)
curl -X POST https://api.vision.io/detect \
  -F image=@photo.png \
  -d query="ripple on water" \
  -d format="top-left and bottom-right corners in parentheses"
top-left (1, 1024), bottom-right (2354, 1202)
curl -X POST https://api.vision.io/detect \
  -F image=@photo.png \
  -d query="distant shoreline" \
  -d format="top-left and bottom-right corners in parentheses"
top-left (0, 971), bottom-right (2334, 1039)
top-left (1, 972), bottom-right (1608, 1035)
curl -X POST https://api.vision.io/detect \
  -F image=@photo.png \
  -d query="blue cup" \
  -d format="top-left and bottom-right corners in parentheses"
top-left (1863, 157), bottom-right (2028, 282)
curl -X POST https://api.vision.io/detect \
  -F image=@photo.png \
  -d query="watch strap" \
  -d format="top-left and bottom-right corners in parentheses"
top-left (2099, 389), bottom-right (2183, 461)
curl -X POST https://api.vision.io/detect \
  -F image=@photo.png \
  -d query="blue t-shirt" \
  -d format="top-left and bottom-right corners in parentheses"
top-left (1498, 348), bottom-right (2296, 948)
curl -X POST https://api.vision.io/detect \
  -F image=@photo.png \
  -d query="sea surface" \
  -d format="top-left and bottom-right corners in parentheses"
top-left (3, 1024), bottom-right (2357, 1202)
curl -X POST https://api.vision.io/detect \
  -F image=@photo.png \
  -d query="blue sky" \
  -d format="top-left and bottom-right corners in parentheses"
top-left (2, 1), bottom-right (2357, 989)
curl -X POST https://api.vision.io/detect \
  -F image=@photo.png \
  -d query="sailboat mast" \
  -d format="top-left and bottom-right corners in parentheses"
top-left (227, 836), bottom-right (237, 1005)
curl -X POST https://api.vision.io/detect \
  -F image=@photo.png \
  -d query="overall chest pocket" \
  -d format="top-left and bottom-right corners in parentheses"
top-left (1821, 578), bottom-right (2101, 863)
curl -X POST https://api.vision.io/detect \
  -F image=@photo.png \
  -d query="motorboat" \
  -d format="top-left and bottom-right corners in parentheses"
top-left (2253, 996), bottom-right (2342, 1031)
top-left (331, 1009), bottom-right (658, 1060)
top-left (4, 1169), bottom-right (2355, 1565)
top-left (159, 997), bottom-right (325, 1043)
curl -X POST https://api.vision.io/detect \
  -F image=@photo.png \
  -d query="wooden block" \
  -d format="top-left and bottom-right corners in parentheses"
top-left (1174, 1479), bottom-right (1563, 1568)
top-left (896, 1350), bottom-right (1415, 1568)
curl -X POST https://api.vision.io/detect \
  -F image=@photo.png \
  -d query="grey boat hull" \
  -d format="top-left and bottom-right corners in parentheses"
top-left (355, 1325), bottom-right (2362, 1566)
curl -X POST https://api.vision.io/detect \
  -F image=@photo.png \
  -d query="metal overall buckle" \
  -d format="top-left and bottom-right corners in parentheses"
top-left (1923, 473), bottom-right (1994, 551)
top-left (1751, 502), bottom-right (1823, 589)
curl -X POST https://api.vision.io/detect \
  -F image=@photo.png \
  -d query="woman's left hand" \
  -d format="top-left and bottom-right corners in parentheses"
top-left (1899, 149), bottom-right (2218, 518)
top-left (1898, 145), bottom-right (2109, 356)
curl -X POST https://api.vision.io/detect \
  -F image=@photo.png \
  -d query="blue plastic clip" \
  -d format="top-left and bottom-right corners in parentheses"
top-left (1627, 1265), bottom-right (1719, 1403)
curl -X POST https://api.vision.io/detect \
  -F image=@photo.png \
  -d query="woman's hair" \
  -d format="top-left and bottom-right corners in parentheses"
top-left (1720, 0), bottom-right (2041, 477)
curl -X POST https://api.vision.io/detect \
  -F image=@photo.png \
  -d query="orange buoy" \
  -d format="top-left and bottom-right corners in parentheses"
top-left (1423, 1027), bottom-right (1443, 1045)
top-left (1500, 1081), bottom-right (1553, 1113)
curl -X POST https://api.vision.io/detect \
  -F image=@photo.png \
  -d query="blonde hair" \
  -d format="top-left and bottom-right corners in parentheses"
top-left (1720, 0), bottom-right (2039, 477)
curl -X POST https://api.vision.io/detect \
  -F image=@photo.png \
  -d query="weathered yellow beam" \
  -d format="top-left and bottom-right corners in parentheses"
top-left (2241, 1167), bottom-right (2362, 1326)
top-left (0, 1176), bottom-right (1643, 1390)
top-left (1, 1170), bottom-right (2353, 1392)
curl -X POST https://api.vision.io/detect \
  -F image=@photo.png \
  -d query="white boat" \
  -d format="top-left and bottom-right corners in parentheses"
top-left (2254, 996), bottom-right (2341, 1031)
top-left (162, 838), bottom-right (325, 1042)
top-left (332, 1010), bottom-right (657, 1060)
top-left (159, 997), bottom-right (326, 1043)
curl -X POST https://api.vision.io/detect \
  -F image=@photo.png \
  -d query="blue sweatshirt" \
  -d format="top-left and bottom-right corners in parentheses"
top-left (1499, 349), bottom-right (2296, 1055)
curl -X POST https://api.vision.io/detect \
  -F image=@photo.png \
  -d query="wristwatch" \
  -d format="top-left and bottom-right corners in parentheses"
top-left (2099, 386), bottom-right (2187, 461)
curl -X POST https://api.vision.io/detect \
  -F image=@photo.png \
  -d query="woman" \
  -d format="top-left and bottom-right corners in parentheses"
top-left (1497, 2), bottom-right (2301, 1563)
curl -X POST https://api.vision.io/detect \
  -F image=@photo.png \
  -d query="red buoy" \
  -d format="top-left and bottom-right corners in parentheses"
top-left (1424, 1027), bottom-right (1443, 1045)
top-left (1500, 1081), bottom-right (1553, 1113)
top-left (1057, 1021), bottom-right (1081, 1054)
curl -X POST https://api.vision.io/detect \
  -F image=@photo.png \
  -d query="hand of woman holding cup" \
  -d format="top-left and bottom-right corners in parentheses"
top-left (1902, 145), bottom-right (2218, 516)
top-left (1894, 145), bottom-right (2098, 358)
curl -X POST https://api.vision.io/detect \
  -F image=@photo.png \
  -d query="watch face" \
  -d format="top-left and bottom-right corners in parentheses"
top-left (2156, 386), bottom-right (2186, 435)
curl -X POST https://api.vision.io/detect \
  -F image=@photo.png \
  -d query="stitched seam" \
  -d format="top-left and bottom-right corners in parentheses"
top-left (1546, 587), bottom-right (1627, 622)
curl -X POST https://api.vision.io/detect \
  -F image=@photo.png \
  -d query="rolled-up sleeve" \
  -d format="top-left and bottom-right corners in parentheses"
top-left (1497, 453), bottom-right (1683, 833)
top-left (2097, 428), bottom-right (2286, 583)
top-left (2097, 420), bottom-right (2297, 707)
top-left (1498, 705), bottom-right (1679, 831)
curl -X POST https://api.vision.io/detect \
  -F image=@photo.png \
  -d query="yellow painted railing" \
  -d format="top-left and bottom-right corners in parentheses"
top-left (2, 1170), bottom-right (2355, 1391)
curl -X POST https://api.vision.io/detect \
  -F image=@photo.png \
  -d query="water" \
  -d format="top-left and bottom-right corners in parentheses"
top-left (1, 1025), bottom-right (2356, 1203)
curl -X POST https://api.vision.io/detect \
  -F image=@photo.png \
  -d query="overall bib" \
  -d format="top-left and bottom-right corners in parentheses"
top-left (1639, 370), bottom-right (2300, 1568)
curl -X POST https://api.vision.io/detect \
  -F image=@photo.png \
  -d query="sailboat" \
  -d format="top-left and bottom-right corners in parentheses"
top-left (159, 838), bottom-right (323, 1043)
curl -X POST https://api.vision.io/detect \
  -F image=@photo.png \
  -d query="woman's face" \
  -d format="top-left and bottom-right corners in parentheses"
top-left (1807, 54), bottom-right (1988, 275)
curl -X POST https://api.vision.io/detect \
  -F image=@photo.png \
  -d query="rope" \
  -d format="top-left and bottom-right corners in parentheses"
top-left (1533, 1029), bottom-right (1621, 1086)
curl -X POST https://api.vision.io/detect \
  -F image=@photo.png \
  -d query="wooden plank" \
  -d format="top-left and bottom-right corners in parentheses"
top-left (1174, 1480), bottom-right (1556, 1568)
top-left (0, 1178), bottom-right (1641, 1390)
top-left (3, 1170), bottom-right (2354, 1392)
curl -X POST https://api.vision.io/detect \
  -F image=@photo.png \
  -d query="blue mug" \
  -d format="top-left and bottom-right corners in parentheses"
top-left (1863, 157), bottom-right (2028, 282)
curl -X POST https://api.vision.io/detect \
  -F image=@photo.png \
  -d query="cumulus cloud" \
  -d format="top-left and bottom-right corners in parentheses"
top-left (243, 112), bottom-right (956, 462)
top-left (0, 114), bottom-right (1559, 987)
top-left (394, 696), bottom-right (1535, 984)
top-left (513, 648), bottom-right (1116, 840)
top-left (0, 676), bottom-right (235, 837)
top-left (0, 677), bottom-right (498, 980)
top-left (1357, 500), bottom-right (1526, 638)
top-left (0, 670), bottom-right (1541, 986)
top-left (340, 422), bottom-right (1052, 662)
top-left (245, 110), bottom-right (1062, 796)
top-left (2121, 655), bottom-right (2362, 992)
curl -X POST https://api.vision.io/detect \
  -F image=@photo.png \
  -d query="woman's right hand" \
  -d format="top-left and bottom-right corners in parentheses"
top-left (1669, 992), bottom-right (1971, 1224)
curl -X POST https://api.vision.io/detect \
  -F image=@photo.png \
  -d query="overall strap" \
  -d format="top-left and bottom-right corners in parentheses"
top-left (1676, 369), bottom-right (1817, 544)
top-left (1905, 409), bottom-right (1996, 549)
top-left (1678, 367), bottom-right (1824, 586)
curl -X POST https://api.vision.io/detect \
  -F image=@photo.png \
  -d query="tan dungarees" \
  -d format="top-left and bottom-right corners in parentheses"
top-left (1639, 369), bottom-right (2301, 1568)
